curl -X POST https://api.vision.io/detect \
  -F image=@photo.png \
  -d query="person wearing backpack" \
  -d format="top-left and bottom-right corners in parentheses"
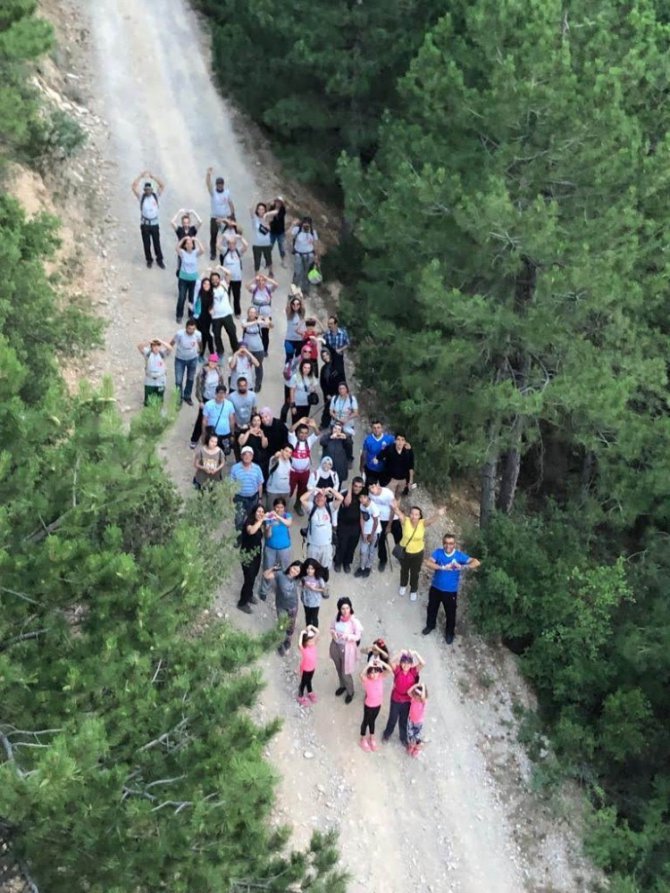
top-left (299, 487), bottom-right (344, 570)
top-left (206, 168), bottom-right (236, 261)
top-left (132, 170), bottom-right (166, 269)
top-left (290, 216), bottom-right (320, 294)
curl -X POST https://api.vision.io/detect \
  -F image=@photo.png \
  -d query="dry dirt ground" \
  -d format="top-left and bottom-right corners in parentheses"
top-left (12, 0), bottom-right (605, 889)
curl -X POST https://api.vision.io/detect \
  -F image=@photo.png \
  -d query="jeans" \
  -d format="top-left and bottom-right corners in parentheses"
top-left (359, 535), bottom-right (378, 570)
top-left (177, 278), bottom-right (195, 321)
top-left (334, 525), bottom-right (360, 568)
top-left (284, 339), bottom-right (303, 362)
top-left (426, 587), bottom-right (459, 637)
top-left (239, 551), bottom-right (261, 605)
top-left (277, 605), bottom-right (297, 650)
top-left (212, 315), bottom-right (239, 354)
top-left (270, 231), bottom-right (286, 259)
top-left (233, 493), bottom-right (259, 532)
top-left (250, 350), bottom-right (265, 391)
top-left (293, 252), bottom-right (314, 293)
top-left (400, 550), bottom-right (423, 591)
top-left (383, 699), bottom-right (411, 745)
top-left (260, 545), bottom-right (292, 598)
top-left (253, 244), bottom-right (273, 273)
top-left (140, 223), bottom-right (163, 263)
top-left (174, 356), bottom-right (197, 401)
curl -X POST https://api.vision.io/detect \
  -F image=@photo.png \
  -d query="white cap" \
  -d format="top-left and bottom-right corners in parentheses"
top-left (241, 446), bottom-right (254, 455)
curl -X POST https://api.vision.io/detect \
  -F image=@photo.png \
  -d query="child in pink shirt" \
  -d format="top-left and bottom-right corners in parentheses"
top-left (297, 625), bottom-right (319, 706)
top-left (358, 656), bottom-right (392, 752)
top-left (407, 682), bottom-right (428, 757)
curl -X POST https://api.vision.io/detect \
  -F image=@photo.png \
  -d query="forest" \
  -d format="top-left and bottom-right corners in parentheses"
top-left (195, 0), bottom-right (670, 889)
top-left (0, 2), bottom-right (345, 890)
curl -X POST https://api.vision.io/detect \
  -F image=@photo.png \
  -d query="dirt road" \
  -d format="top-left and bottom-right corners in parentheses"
top-left (56, 0), bottom-right (601, 889)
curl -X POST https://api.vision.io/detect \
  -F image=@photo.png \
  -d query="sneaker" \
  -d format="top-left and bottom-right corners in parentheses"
top-left (378, 560), bottom-right (387, 572)
top-left (359, 738), bottom-right (371, 752)
top-left (382, 734), bottom-right (391, 743)
top-left (362, 568), bottom-right (371, 578)
top-left (297, 696), bottom-right (309, 706)
top-left (156, 259), bottom-right (166, 269)
top-left (422, 626), bottom-right (434, 636)
top-left (258, 591), bottom-right (267, 602)
top-left (343, 564), bottom-right (352, 574)
top-left (294, 503), bottom-right (304, 517)
top-left (354, 567), bottom-right (364, 578)
top-left (307, 691), bottom-right (318, 703)
top-left (209, 254), bottom-right (216, 262)
top-left (398, 586), bottom-right (407, 596)
top-left (345, 693), bottom-right (354, 704)
top-left (248, 595), bottom-right (259, 605)
top-left (184, 398), bottom-right (194, 407)
top-left (445, 633), bottom-right (455, 645)
top-left (335, 686), bottom-right (346, 697)
top-left (321, 590), bottom-right (330, 599)
top-left (333, 563), bottom-right (342, 573)
top-left (277, 644), bottom-right (287, 657)
top-left (368, 737), bottom-right (378, 751)
top-left (410, 591), bottom-right (418, 602)
top-left (237, 603), bottom-right (252, 614)
top-left (189, 442), bottom-right (197, 450)
top-left (146, 259), bottom-right (153, 268)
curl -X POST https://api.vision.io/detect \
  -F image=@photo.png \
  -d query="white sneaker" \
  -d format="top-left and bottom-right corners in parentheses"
top-left (398, 586), bottom-right (407, 596)
top-left (410, 592), bottom-right (418, 602)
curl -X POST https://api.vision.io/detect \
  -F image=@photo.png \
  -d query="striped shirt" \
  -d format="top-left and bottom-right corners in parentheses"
top-left (229, 462), bottom-right (263, 496)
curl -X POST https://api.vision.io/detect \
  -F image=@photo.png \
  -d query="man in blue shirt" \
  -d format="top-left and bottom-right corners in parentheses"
top-left (203, 385), bottom-right (236, 455)
top-left (360, 420), bottom-right (394, 485)
top-left (259, 497), bottom-right (293, 601)
top-left (229, 446), bottom-right (264, 532)
top-left (422, 533), bottom-right (480, 644)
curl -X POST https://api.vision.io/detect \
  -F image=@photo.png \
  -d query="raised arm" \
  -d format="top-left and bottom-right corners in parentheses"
top-left (149, 171), bottom-right (165, 195)
top-left (206, 167), bottom-right (214, 195)
top-left (391, 500), bottom-right (406, 523)
top-left (191, 208), bottom-right (203, 226)
top-left (131, 170), bottom-right (147, 198)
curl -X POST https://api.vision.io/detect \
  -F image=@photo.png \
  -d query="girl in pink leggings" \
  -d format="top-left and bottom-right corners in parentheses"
top-left (359, 656), bottom-right (392, 752)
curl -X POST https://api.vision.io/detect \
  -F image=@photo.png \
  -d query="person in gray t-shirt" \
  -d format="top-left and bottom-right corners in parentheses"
top-left (170, 318), bottom-right (202, 406)
top-left (229, 376), bottom-right (257, 459)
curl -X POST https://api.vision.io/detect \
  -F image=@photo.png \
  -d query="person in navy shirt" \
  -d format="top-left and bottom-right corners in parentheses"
top-left (422, 533), bottom-right (480, 644)
top-left (360, 420), bottom-right (395, 485)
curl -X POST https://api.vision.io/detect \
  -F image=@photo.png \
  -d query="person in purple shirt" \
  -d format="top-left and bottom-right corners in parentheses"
top-left (422, 533), bottom-right (481, 644)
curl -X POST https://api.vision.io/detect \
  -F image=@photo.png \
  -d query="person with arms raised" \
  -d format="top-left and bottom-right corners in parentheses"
top-left (132, 169), bottom-right (166, 268)
top-left (206, 168), bottom-right (235, 260)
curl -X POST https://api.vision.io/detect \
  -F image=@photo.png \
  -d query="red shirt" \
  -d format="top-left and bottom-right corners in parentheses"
top-left (391, 666), bottom-right (419, 703)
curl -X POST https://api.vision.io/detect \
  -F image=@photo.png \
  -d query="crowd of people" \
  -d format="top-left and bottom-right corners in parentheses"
top-left (133, 168), bottom-right (481, 756)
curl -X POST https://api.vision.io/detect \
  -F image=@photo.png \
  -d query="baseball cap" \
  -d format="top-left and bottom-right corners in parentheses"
top-left (215, 176), bottom-right (224, 184)
top-left (241, 446), bottom-right (254, 455)
top-left (208, 353), bottom-right (219, 363)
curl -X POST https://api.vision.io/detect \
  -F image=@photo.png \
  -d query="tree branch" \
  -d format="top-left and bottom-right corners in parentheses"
top-left (0, 629), bottom-right (50, 653)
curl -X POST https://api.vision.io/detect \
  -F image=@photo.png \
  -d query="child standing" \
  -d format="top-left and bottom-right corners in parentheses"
top-left (407, 682), bottom-right (428, 757)
top-left (297, 626), bottom-right (319, 706)
top-left (359, 656), bottom-right (392, 752)
top-left (300, 558), bottom-right (329, 627)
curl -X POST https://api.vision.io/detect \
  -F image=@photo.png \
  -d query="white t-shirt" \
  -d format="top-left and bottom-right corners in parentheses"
top-left (143, 348), bottom-right (168, 387)
top-left (211, 187), bottom-right (232, 218)
top-left (330, 393), bottom-right (358, 424)
top-left (173, 329), bottom-right (201, 361)
top-left (267, 456), bottom-right (292, 493)
top-left (221, 247), bottom-right (242, 281)
top-left (211, 284), bottom-right (234, 319)
top-left (230, 354), bottom-right (255, 390)
top-left (290, 372), bottom-right (317, 407)
top-left (288, 432), bottom-right (317, 472)
top-left (292, 227), bottom-right (318, 254)
top-left (360, 501), bottom-right (380, 536)
top-left (305, 502), bottom-right (333, 546)
top-left (140, 194), bottom-right (159, 222)
top-left (370, 487), bottom-right (395, 522)
top-left (252, 215), bottom-right (272, 247)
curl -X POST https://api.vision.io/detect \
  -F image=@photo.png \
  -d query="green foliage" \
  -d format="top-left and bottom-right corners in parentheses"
top-left (194, 0), bottom-right (446, 193)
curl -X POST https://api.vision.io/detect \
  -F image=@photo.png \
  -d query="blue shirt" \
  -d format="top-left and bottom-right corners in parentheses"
top-left (430, 548), bottom-right (471, 593)
top-left (362, 432), bottom-right (394, 472)
top-left (266, 512), bottom-right (292, 550)
top-left (230, 462), bottom-right (264, 497)
top-left (203, 398), bottom-right (235, 435)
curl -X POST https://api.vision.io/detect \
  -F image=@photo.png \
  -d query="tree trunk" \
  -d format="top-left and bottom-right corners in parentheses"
top-left (497, 438), bottom-right (522, 514)
top-left (480, 451), bottom-right (498, 527)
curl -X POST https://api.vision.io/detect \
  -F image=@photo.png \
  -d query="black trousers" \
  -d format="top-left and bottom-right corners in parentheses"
top-left (377, 520), bottom-right (390, 563)
top-left (400, 550), bottom-right (423, 591)
top-left (361, 704), bottom-right (381, 736)
top-left (383, 699), bottom-right (411, 745)
top-left (212, 315), bottom-right (239, 354)
top-left (209, 217), bottom-right (219, 259)
top-left (299, 669), bottom-right (314, 696)
top-left (230, 280), bottom-right (242, 316)
top-left (426, 587), bottom-right (458, 637)
top-left (304, 605), bottom-right (320, 627)
top-left (140, 224), bottom-right (163, 263)
top-left (253, 244), bottom-right (273, 272)
top-left (197, 315), bottom-right (214, 355)
top-left (239, 552), bottom-right (261, 605)
top-left (334, 525), bottom-right (360, 568)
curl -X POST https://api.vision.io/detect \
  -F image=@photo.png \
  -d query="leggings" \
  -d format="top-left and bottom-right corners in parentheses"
top-left (299, 669), bottom-right (314, 696)
top-left (253, 244), bottom-right (273, 273)
top-left (361, 704), bottom-right (381, 737)
top-left (400, 550), bottom-right (424, 591)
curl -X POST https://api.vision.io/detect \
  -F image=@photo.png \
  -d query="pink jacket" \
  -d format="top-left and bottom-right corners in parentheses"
top-left (330, 615), bottom-right (363, 675)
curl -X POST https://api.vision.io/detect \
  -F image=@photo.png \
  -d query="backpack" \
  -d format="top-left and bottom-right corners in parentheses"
top-left (300, 500), bottom-right (332, 541)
